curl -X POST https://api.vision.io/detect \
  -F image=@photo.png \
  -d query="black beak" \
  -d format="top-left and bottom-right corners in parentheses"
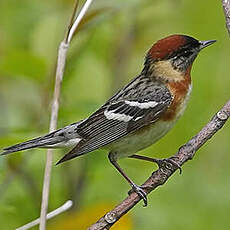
top-left (199, 40), bottom-right (216, 49)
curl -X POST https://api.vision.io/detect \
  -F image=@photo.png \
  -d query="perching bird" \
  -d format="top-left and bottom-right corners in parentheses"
top-left (2, 34), bottom-right (216, 206)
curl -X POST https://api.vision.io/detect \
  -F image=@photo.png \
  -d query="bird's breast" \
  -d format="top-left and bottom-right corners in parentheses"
top-left (161, 74), bottom-right (192, 121)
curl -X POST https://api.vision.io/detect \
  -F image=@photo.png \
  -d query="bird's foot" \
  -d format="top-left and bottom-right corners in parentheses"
top-left (152, 157), bottom-right (182, 174)
top-left (128, 184), bottom-right (148, 207)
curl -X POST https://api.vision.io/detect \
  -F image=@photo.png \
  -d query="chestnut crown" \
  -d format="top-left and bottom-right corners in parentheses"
top-left (146, 34), bottom-right (216, 72)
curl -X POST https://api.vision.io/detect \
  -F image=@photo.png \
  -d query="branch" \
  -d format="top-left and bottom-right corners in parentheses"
top-left (67, 0), bottom-right (94, 43)
top-left (16, 200), bottom-right (73, 230)
top-left (222, 0), bottom-right (230, 36)
top-left (88, 101), bottom-right (230, 230)
top-left (39, 1), bottom-right (94, 229)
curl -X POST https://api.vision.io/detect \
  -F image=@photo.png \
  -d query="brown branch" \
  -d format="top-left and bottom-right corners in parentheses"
top-left (88, 100), bottom-right (230, 230)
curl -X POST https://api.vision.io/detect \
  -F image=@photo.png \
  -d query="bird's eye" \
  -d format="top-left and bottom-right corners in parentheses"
top-left (182, 50), bottom-right (193, 58)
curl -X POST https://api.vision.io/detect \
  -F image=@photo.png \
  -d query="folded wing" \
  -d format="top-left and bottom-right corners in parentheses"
top-left (57, 83), bottom-right (172, 164)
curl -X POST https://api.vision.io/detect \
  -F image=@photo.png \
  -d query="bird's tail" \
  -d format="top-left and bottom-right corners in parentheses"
top-left (1, 122), bottom-right (82, 156)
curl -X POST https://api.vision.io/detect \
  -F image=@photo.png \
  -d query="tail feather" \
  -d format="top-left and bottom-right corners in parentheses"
top-left (1, 133), bottom-right (63, 155)
top-left (1, 121), bottom-right (83, 155)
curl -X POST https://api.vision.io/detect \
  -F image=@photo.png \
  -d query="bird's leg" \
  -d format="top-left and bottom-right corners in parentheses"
top-left (129, 154), bottom-right (182, 174)
top-left (108, 152), bottom-right (148, 207)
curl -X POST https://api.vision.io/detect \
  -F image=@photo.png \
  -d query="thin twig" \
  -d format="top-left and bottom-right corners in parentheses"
top-left (88, 101), bottom-right (230, 230)
top-left (67, 0), bottom-right (94, 43)
top-left (39, 42), bottom-right (68, 230)
top-left (17, 200), bottom-right (73, 230)
top-left (65, 0), bottom-right (79, 43)
top-left (39, 1), bottom-right (94, 229)
top-left (222, 0), bottom-right (230, 36)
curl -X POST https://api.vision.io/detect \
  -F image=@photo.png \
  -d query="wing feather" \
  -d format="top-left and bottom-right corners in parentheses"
top-left (57, 76), bottom-right (173, 164)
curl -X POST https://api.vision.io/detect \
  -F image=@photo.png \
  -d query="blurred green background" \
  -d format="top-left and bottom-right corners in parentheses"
top-left (0, 0), bottom-right (230, 229)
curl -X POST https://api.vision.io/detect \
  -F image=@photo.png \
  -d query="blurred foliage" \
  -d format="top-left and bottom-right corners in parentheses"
top-left (0, 0), bottom-right (230, 229)
top-left (48, 203), bottom-right (133, 230)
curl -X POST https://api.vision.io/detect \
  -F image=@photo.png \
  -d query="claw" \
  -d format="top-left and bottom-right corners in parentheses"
top-left (128, 184), bottom-right (148, 207)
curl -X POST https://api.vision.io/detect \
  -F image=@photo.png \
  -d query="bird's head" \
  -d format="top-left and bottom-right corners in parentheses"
top-left (145, 34), bottom-right (216, 82)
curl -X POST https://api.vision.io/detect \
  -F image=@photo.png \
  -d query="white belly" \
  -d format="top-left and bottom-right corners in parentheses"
top-left (106, 119), bottom-right (176, 159)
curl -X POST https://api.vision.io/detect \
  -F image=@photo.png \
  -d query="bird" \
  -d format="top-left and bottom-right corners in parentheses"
top-left (1, 34), bottom-right (216, 206)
